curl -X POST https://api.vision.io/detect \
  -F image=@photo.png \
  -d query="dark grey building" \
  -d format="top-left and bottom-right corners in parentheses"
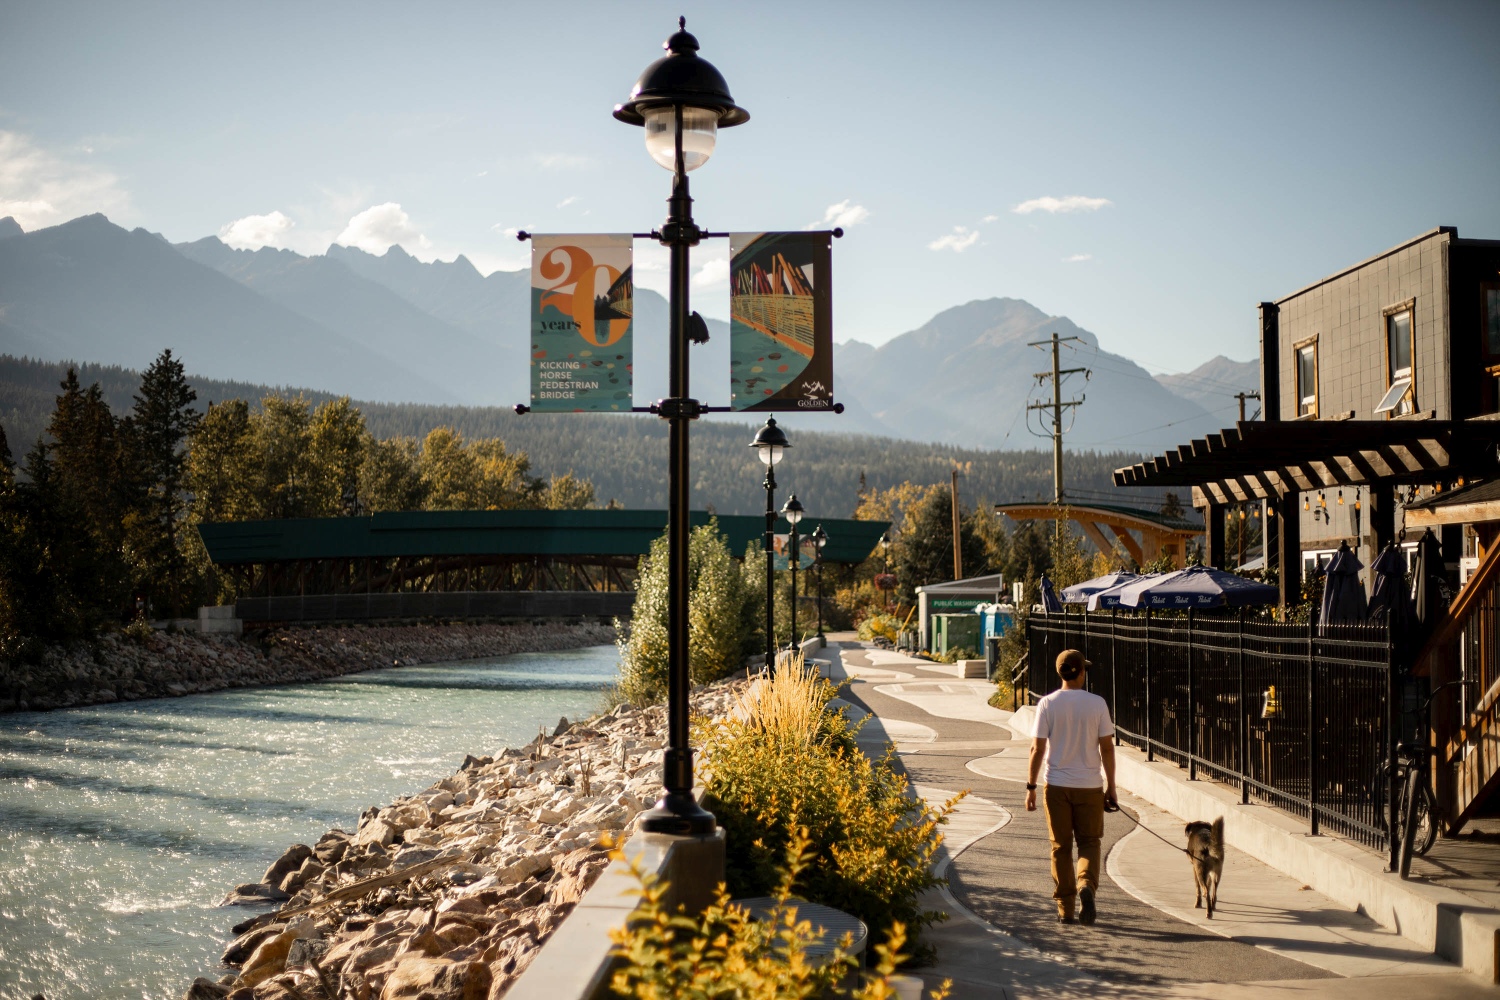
top-left (1258, 227), bottom-right (1500, 576)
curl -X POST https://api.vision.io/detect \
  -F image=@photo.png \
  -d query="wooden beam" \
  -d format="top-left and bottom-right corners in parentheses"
top-left (1108, 523), bottom-right (1145, 565)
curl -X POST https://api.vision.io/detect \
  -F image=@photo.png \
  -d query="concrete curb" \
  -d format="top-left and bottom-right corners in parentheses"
top-left (1009, 704), bottom-right (1500, 984)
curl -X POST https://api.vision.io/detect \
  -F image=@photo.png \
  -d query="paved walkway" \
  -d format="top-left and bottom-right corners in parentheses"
top-left (817, 637), bottom-right (1489, 999)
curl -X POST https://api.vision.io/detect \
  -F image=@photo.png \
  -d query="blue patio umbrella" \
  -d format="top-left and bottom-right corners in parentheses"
top-left (1039, 574), bottom-right (1063, 613)
top-left (1318, 541), bottom-right (1368, 633)
top-left (1086, 573), bottom-right (1162, 611)
top-left (1061, 572), bottom-right (1140, 604)
top-left (1115, 565), bottom-right (1278, 610)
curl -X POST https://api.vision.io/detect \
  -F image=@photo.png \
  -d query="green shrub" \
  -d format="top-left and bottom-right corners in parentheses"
top-left (609, 828), bottom-right (950, 999)
top-left (617, 519), bottom-right (752, 704)
top-left (856, 612), bottom-right (900, 644)
top-left (699, 657), bottom-right (958, 952)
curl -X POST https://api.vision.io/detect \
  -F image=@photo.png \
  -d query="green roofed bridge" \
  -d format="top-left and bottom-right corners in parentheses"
top-left (197, 509), bottom-right (890, 624)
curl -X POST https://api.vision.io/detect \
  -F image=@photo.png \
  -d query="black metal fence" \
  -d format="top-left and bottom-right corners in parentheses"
top-left (1026, 610), bottom-right (1396, 852)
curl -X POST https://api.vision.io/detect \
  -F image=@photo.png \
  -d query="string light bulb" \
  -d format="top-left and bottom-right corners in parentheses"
top-left (1304, 497), bottom-right (1310, 511)
top-left (1338, 490), bottom-right (1344, 505)
top-left (1354, 489), bottom-right (1361, 511)
top-left (1319, 492), bottom-right (1327, 508)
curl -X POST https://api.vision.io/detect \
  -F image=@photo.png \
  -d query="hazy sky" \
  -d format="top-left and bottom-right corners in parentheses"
top-left (1, 1), bottom-right (1496, 372)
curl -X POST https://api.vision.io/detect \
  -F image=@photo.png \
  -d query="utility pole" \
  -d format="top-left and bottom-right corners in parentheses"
top-left (1027, 332), bottom-right (1087, 504)
top-left (951, 466), bottom-right (963, 581)
top-left (1234, 390), bottom-right (1261, 423)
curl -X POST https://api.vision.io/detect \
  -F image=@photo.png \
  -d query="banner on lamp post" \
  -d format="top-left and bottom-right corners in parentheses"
top-left (529, 234), bottom-right (634, 412)
top-left (772, 533), bottom-right (817, 571)
top-left (729, 231), bottom-right (833, 411)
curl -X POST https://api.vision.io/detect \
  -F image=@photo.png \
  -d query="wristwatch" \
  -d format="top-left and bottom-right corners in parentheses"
top-left (1025, 783), bottom-right (1037, 791)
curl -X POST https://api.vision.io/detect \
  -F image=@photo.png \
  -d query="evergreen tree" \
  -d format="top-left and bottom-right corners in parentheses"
top-left (253, 395), bottom-right (315, 517)
top-left (130, 350), bottom-right (200, 612)
top-left (0, 422), bottom-right (12, 486)
top-left (891, 484), bottom-right (988, 600)
top-left (187, 399), bottom-right (259, 523)
top-left (1004, 517), bottom-right (1052, 583)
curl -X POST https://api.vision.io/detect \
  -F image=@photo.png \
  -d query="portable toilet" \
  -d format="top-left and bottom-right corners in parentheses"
top-left (977, 603), bottom-right (1016, 642)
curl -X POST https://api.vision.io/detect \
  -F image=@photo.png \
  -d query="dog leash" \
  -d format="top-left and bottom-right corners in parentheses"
top-left (1108, 801), bottom-right (1190, 855)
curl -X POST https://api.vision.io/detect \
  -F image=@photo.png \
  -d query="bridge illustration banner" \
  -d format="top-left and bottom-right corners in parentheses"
top-left (729, 231), bottom-right (833, 412)
top-left (529, 234), bottom-right (634, 412)
top-left (772, 532), bottom-right (817, 571)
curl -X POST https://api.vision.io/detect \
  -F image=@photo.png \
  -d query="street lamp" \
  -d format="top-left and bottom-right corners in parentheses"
top-left (750, 417), bottom-right (790, 673)
top-left (615, 17), bottom-right (748, 837)
top-left (781, 494), bottom-right (805, 649)
top-left (812, 523), bottom-right (829, 647)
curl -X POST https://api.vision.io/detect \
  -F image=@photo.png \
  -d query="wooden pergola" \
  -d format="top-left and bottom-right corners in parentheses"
top-left (1112, 419), bottom-right (1500, 609)
top-left (994, 501), bottom-right (1204, 570)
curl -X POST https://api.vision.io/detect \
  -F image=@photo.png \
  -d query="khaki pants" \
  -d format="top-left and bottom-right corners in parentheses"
top-left (1044, 784), bottom-right (1104, 909)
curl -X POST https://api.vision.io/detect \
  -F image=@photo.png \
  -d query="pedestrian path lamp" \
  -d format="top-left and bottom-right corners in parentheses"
top-left (615, 17), bottom-right (748, 837)
top-left (750, 417), bottom-right (790, 673)
top-left (812, 523), bottom-right (829, 647)
top-left (781, 494), bottom-right (805, 648)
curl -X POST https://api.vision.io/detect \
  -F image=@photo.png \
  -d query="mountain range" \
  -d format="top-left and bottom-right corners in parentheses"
top-left (0, 213), bottom-right (1258, 454)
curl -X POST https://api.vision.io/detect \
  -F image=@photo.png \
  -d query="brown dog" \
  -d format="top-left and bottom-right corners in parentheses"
top-left (1184, 817), bottom-right (1224, 918)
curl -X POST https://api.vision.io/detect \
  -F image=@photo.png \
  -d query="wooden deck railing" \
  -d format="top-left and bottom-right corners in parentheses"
top-left (1417, 540), bottom-right (1500, 832)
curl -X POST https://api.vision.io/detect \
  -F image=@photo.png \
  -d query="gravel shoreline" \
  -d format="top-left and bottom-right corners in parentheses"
top-left (0, 620), bottom-right (618, 714)
top-left (181, 679), bottom-right (744, 1000)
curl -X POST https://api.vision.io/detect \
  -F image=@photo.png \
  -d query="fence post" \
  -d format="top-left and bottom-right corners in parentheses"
top-left (1387, 616), bottom-right (1399, 871)
top-left (1145, 607), bottom-right (1154, 762)
top-left (1112, 608), bottom-right (1120, 746)
top-left (1308, 616), bottom-right (1319, 836)
top-left (1238, 608), bottom-right (1249, 805)
top-left (1187, 609), bottom-right (1197, 779)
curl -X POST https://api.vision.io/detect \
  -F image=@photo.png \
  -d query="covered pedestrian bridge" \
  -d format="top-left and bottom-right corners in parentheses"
top-left (197, 509), bottom-right (889, 624)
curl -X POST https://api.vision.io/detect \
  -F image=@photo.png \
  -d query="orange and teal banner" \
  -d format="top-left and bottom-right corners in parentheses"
top-left (729, 232), bottom-right (833, 411)
top-left (530, 234), bottom-right (633, 412)
top-left (772, 532), bottom-right (817, 571)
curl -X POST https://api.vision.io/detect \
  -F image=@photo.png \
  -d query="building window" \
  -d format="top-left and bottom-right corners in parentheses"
top-left (1484, 283), bottom-right (1500, 413)
top-left (1376, 299), bottom-right (1415, 416)
top-left (1294, 337), bottom-right (1318, 417)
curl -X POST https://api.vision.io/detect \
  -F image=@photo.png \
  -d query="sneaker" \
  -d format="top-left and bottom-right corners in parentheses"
top-left (1056, 913), bottom-right (1076, 924)
top-left (1079, 886), bottom-right (1096, 926)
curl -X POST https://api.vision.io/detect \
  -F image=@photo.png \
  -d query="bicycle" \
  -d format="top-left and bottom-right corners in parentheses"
top-left (1389, 678), bottom-right (1472, 879)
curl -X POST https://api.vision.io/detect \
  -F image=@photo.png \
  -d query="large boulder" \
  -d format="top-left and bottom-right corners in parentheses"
top-left (260, 844), bottom-right (313, 886)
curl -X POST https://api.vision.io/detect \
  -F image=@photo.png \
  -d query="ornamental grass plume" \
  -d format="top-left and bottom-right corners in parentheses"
top-left (731, 652), bottom-right (838, 750)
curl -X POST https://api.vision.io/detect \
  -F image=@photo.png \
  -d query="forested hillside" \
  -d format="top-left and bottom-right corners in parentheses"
top-left (0, 355), bottom-right (1168, 516)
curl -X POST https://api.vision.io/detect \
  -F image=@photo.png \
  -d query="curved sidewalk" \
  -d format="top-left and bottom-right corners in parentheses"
top-left (821, 636), bottom-right (1485, 999)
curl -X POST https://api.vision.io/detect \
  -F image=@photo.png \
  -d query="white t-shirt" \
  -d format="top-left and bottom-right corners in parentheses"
top-left (1033, 688), bottom-right (1115, 789)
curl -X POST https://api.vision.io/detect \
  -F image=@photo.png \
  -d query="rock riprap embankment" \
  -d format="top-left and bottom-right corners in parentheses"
top-left (0, 621), bottom-right (617, 713)
top-left (184, 680), bottom-right (743, 1000)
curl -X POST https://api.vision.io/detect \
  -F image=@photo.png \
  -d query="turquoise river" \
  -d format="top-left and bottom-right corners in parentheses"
top-left (0, 644), bottom-right (620, 998)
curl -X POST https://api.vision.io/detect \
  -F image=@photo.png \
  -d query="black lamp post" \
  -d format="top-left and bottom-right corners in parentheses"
top-left (781, 494), bottom-right (805, 649)
top-left (812, 523), bottom-right (828, 647)
top-left (615, 17), bottom-right (747, 837)
top-left (750, 417), bottom-right (790, 673)
top-left (881, 531), bottom-right (892, 611)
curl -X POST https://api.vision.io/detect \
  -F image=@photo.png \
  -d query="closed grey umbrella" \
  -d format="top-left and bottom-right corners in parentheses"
top-left (1369, 541), bottom-right (1417, 667)
top-left (1412, 528), bottom-right (1447, 632)
top-left (1318, 541), bottom-right (1368, 634)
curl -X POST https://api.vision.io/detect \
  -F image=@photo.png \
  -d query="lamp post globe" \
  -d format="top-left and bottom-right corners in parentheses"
top-left (780, 494), bottom-right (805, 650)
top-left (616, 17), bottom-right (747, 838)
top-left (750, 418), bottom-right (790, 674)
top-left (812, 524), bottom-right (829, 647)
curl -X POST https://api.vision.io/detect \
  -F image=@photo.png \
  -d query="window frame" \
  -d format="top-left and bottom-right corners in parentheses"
top-left (1482, 283), bottom-right (1500, 414)
top-left (1293, 335), bottom-right (1319, 418)
top-left (1382, 298), bottom-right (1416, 417)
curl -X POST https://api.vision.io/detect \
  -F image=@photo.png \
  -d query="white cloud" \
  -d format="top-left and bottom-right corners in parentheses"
top-left (556, 195), bottom-right (579, 209)
top-left (982, 214), bottom-right (999, 223)
top-left (1012, 195), bottom-right (1112, 215)
top-left (0, 129), bottom-right (132, 230)
top-left (928, 226), bottom-right (980, 253)
top-left (1063, 253), bottom-right (1093, 263)
top-left (806, 199), bottom-right (869, 231)
top-left (220, 210), bottom-right (295, 250)
top-left (335, 202), bottom-right (432, 254)
top-left (533, 152), bottom-right (590, 170)
top-left (692, 258), bottom-right (729, 289)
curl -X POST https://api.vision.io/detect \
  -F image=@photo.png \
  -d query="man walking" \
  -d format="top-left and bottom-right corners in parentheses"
top-left (1024, 649), bottom-right (1117, 925)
